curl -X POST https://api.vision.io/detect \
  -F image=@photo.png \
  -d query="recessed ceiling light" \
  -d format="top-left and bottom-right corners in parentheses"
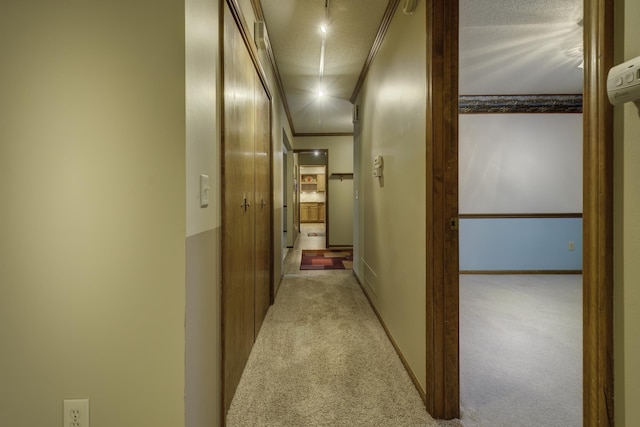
top-left (318, 90), bottom-right (325, 97)
top-left (320, 25), bottom-right (327, 33)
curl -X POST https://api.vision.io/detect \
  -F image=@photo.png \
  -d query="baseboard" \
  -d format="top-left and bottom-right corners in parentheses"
top-left (460, 270), bottom-right (582, 275)
top-left (352, 271), bottom-right (427, 404)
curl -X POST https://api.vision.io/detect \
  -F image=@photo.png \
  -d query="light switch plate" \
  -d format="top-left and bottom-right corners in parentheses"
top-left (200, 174), bottom-right (209, 208)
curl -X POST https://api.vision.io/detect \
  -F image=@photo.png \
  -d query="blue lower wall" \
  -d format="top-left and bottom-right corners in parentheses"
top-left (459, 217), bottom-right (582, 271)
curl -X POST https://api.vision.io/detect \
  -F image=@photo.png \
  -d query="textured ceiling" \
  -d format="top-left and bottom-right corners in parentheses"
top-left (261, 0), bottom-right (389, 134)
top-left (460, 0), bottom-right (583, 95)
top-left (260, 0), bottom-right (583, 135)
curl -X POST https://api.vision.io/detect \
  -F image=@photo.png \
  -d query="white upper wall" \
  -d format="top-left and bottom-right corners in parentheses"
top-left (460, 114), bottom-right (583, 213)
top-left (186, 0), bottom-right (221, 236)
top-left (185, 1), bottom-right (221, 427)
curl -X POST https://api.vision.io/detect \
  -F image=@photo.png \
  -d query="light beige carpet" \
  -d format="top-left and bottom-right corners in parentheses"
top-left (460, 275), bottom-right (582, 427)
top-left (226, 270), bottom-right (462, 426)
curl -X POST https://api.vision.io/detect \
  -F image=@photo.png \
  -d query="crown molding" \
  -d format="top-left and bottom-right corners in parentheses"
top-left (350, 0), bottom-right (402, 103)
top-left (459, 94), bottom-right (583, 114)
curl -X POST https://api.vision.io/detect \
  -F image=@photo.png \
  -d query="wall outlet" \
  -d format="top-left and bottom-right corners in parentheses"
top-left (64, 399), bottom-right (89, 427)
top-left (568, 241), bottom-right (575, 251)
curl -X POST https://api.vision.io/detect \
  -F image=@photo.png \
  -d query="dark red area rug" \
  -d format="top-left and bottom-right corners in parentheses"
top-left (300, 249), bottom-right (353, 270)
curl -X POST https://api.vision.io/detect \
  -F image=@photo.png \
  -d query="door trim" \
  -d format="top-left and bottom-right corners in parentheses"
top-left (582, 0), bottom-right (615, 424)
top-left (425, 0), bottom-right (459, 419)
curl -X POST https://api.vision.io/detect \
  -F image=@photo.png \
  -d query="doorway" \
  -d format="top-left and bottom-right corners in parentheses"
top-left (428, 0), bottom-right (614, 424)
top-left (457, 1), bottom-right (584, 424)
top-left (294, 149), bottom-right (329, 248)
top-left (282, 143), bottom-right (289, 260)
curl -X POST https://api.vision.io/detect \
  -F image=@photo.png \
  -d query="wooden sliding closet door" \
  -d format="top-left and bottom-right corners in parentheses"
top-left (221, 3), bottom-right (273, 414)
top-left (254, 75), bottom-right (271, 336)
top-left (222, 5), bottom-right (256, 412)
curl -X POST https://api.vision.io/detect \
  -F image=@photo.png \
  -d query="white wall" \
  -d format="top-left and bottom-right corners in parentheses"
top-left (185, 0), bottom-right (221, 425)
top-left (187, 0), bottom-right (221, 236)
top-left (294, 136), bottom-right (354, 246)
top-left (614, 0), bottom-right (640, 424)
top-left (459, 113), bottom-right (583, 271)
top-left (354, 1), bottom-right (427, 390)
top-left (0, 2), bottom-right (186, 425)
top-left (460, 114), bottom-right (582, 213)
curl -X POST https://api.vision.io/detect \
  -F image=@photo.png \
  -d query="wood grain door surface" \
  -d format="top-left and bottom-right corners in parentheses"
top-left (222, 5), bottom-right (256, 412)
top-left (254, 74), bottom-right (271, 337)
top-left (222, 4), bottom-right (273, 414)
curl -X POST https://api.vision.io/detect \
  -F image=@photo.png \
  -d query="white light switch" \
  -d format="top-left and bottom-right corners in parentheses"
top-left (200, 175), bottom-right (209, 208)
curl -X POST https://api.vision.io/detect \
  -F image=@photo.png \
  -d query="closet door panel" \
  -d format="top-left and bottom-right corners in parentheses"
top-left (254, 76), bottom-right (271, 336)
top-left (222, 5), bottom-right (256, 412)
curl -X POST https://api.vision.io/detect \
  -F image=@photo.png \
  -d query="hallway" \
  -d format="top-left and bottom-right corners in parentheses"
top-left (226, 225), bottom-right (459, 426)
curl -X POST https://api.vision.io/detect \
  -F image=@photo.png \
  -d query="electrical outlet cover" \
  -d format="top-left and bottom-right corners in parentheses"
top-left (64, 399), bottom-right (89, 427)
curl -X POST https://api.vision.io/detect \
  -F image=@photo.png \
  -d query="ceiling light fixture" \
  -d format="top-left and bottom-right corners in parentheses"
top-left (319, 39), bottom-right (326, 80)
top-left (317, 0), bottom-right (330, 97)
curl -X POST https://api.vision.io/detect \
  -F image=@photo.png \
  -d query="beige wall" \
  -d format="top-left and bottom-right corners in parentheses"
top-left (614, 0), bottom-right (640, 425)
top-left (185, 0), bottom-right (221, 425)
top-left (294, 136), bottom-right (354, 247)
top-left (354, 2), bottom-right (427, 390)
top-left (0, 1), bottom-right (186, 426)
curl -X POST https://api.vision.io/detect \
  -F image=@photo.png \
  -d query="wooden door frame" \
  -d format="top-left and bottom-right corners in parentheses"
top-left (425, 0), bottom-right (459, 419)
top-left (431, 0), bottom-right (615, 423)
top-left (582, 0), bottom-right (614, 424)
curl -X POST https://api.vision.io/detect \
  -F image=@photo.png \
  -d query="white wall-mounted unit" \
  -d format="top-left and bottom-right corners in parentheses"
top-left (607, 56), bottom-right (640, 105)
top-left (254, 21), bottom-right (268, 50)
